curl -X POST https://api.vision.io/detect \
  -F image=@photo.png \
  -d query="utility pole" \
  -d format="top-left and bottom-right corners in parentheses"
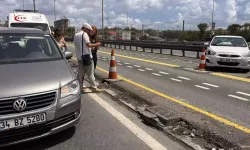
top-left (142, 24), bottom-right (144, 36)
top-left (182, 20), bottom-right (185, 43)
top-left (126, 11), bottom-right (129, 28)
top-left (33, 0), bottom-right (36, 12)
top-left (102, 0), bottom-right (104, 42)
top-left (22, 0), bottom-right (24, 10)
top-left (54, 0), bottom-right (57, 21)
top-left (211, 0), bottom-right (215, 34)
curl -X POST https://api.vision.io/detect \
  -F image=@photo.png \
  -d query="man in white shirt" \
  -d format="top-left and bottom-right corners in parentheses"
top-left (74, 23), bottom-right (103, 92)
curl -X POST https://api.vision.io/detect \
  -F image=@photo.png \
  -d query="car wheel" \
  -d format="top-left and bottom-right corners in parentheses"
top-left (205, 61), bottom-right (213, 71)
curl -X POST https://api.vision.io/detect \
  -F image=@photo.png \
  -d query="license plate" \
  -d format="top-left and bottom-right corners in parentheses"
top-left (0, 113), bottom-right (46, 131)
top-left (220, 58), bottom-right (237, 62)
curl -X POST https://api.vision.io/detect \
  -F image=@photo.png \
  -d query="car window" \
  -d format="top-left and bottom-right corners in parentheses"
top-left (0, 33), bottom-right (62, 64)
top-left (211, 37), bottom-right (247, 47)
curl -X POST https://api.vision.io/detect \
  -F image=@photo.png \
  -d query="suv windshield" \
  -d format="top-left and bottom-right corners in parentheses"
top-left (211, 37), bottom-right (247, 47)
top-left (10, 23), bottom-right (49, 32)
top-left (0, 33), bottom-right (62, 64)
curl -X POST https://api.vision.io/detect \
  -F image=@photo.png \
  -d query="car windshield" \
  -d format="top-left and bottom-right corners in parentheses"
top-left (211, 37), bottom-right (247, 47)
top-left (0, 33), bottom-right (62, 64)
top-left (10, 23), bottom-right (49, 32)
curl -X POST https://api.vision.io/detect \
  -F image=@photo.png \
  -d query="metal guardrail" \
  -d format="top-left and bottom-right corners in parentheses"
top-left (102, 40), bottom-right (207, 58)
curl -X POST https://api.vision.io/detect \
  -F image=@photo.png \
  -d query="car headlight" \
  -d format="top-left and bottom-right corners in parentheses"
top-left (61, 80), bottom-right (80, 98)
top-left (243, 52), bottom-right (250, 57)
top-left (206, 48), bottom-right (216, 56)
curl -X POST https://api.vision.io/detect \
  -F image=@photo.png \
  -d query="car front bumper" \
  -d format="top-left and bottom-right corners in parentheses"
top-left (206, 55), bottom-right (250, 69)
top-left (0, 91), bottom-right (81, 147)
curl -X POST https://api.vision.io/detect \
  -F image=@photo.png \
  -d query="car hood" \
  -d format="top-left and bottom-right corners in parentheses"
top-left (210, 46), bottom-right (250, 55)
top-left (0, 60), bottom-right (74, 98)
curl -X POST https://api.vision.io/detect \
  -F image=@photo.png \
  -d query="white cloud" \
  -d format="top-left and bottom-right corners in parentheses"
top-left (0, 0), bottom-right (250, 30)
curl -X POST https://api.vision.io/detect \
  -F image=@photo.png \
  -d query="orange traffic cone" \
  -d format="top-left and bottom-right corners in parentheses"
top-left (105, 49), bottom-right (122, 82)
top-left (199, 48), bottom-right (206, 70)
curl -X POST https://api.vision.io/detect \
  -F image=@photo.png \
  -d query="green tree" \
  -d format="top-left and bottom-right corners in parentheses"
top-left (197, 23), bottom-right (209, 39)
top-left (66, 27), bottom-right (75, 36)
top-left (227, 24), bottom-right (241, 35)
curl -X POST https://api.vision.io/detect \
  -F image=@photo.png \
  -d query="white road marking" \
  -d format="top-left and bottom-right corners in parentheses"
top-left (170, 78), bottom-right (182, 82)
top-left (138, 69), bottom-right (146, 72)
top-left (102, 59), bottom-right (106, 61)
top-left (159, 71), bottom-right (169, 75)
top-left (127, 66), bottom-right (133, 68)
top-left (124, 62), bottom-right (130, 65)
top-left (134, 65), bottom-right (141, 67)
top-left (152, 73), bottom-right (162, 76)
top-left (88, 93), bottom-right (167, 150)
top-left (202, 83), bottom-right (219, 88)
top-left (236, 91), bottom-right (250, 97)
top-left (178, 76), bottom-right (191, 80)
top-left (194, 85), bottom-right (210, 90)
top-left (102, 57), bottom-right (106, 59)
top-left (228, 95), bottom-right (249, 101)
top-left (116, 60), bottom-right (121, 62)
top-left (117, 63), bottom-right (123, 65)
top-left (152, 57), bottom-right (156, 58)
top-left (145, 68), bottom-right (153, 71)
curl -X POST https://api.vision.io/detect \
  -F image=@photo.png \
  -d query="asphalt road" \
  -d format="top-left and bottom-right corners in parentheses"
top-left (6, 92), bottom-right (188, 150)
top-left (66, 44), bottom-right (250, 129)
top-left (102, 46), bottom-right (250, 78)
top-left (96, 51), bottom-right (250, 128)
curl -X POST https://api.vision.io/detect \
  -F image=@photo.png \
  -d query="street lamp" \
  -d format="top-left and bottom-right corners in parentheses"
top-left (54, 0), bottom-right (57, 21)
top-left (33, 0), bottom-right (36, 11)
top-left (211, 0), bottom-right (215, 33)
top-left (102, 0), bottom-right (104, 42)
top-left (122, 10), bottom-right (129, 28)
top-left (22, 0), bottom-right (24, 10)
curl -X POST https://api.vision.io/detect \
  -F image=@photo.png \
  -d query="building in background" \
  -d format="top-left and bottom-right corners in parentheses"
top-left (54, 18), bottom-right (69, 34)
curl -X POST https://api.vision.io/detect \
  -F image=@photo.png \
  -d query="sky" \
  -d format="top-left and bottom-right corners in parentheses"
top-left (0, 0), bottom-right (250, 30)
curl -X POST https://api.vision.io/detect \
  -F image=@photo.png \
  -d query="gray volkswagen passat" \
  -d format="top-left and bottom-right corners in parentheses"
top-left (0, 27), bottom-right (81, 147)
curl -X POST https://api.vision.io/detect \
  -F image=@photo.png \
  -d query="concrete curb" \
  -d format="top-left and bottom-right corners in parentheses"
top-left (94, 74), bottom-right (240, 150)
top-left (103, 86), bottom-right (208, 150)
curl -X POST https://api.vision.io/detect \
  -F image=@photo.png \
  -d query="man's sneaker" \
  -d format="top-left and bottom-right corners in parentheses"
top-left (91, 87), bottom-right (104, 92)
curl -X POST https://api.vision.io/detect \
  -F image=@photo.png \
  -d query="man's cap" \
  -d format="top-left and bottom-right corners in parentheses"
top-left (82, 23), bottom-right (93, 31)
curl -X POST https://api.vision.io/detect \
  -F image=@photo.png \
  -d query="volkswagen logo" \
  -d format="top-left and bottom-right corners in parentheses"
top-left (13, 99), bottom-right (27, 111)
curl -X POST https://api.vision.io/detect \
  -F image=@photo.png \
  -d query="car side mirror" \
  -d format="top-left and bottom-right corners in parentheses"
top-left (64, 51), bottom-right (73, 59)
top-left (204, 42), bottom-right (210, 46)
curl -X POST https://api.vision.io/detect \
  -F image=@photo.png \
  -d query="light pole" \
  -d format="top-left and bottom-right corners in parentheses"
top-left (211, 0), bottom-right (215, 33)
top-left (102, 0), bottom-right (104, 42)
top-left (122, 10), bottom-right (129, 28)
top-left (54, 0), bottom-right (57, 21)
top-left (126, 11), bottom-right (128, 28)
top-left (22, 0), bottom-right (24, 10)
top-left (33, 0), bottom-right (36, 11)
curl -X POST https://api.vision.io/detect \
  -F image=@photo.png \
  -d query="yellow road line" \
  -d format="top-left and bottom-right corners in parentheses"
top-left (69, 43), bottom-right (250, 83)
top-left (211, 73), bottom-right (250, 83)
top-left (99, 51), bottom-right (180, 68)
top-left (96, 66), bottom-right (250, 134)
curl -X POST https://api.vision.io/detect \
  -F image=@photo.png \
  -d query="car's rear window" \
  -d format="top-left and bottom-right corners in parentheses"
top-left (0, 33), bottom-right (62, 64)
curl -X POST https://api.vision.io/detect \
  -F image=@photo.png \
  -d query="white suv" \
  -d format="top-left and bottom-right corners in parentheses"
top-left (205, 35), bottom-right (250, 72)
